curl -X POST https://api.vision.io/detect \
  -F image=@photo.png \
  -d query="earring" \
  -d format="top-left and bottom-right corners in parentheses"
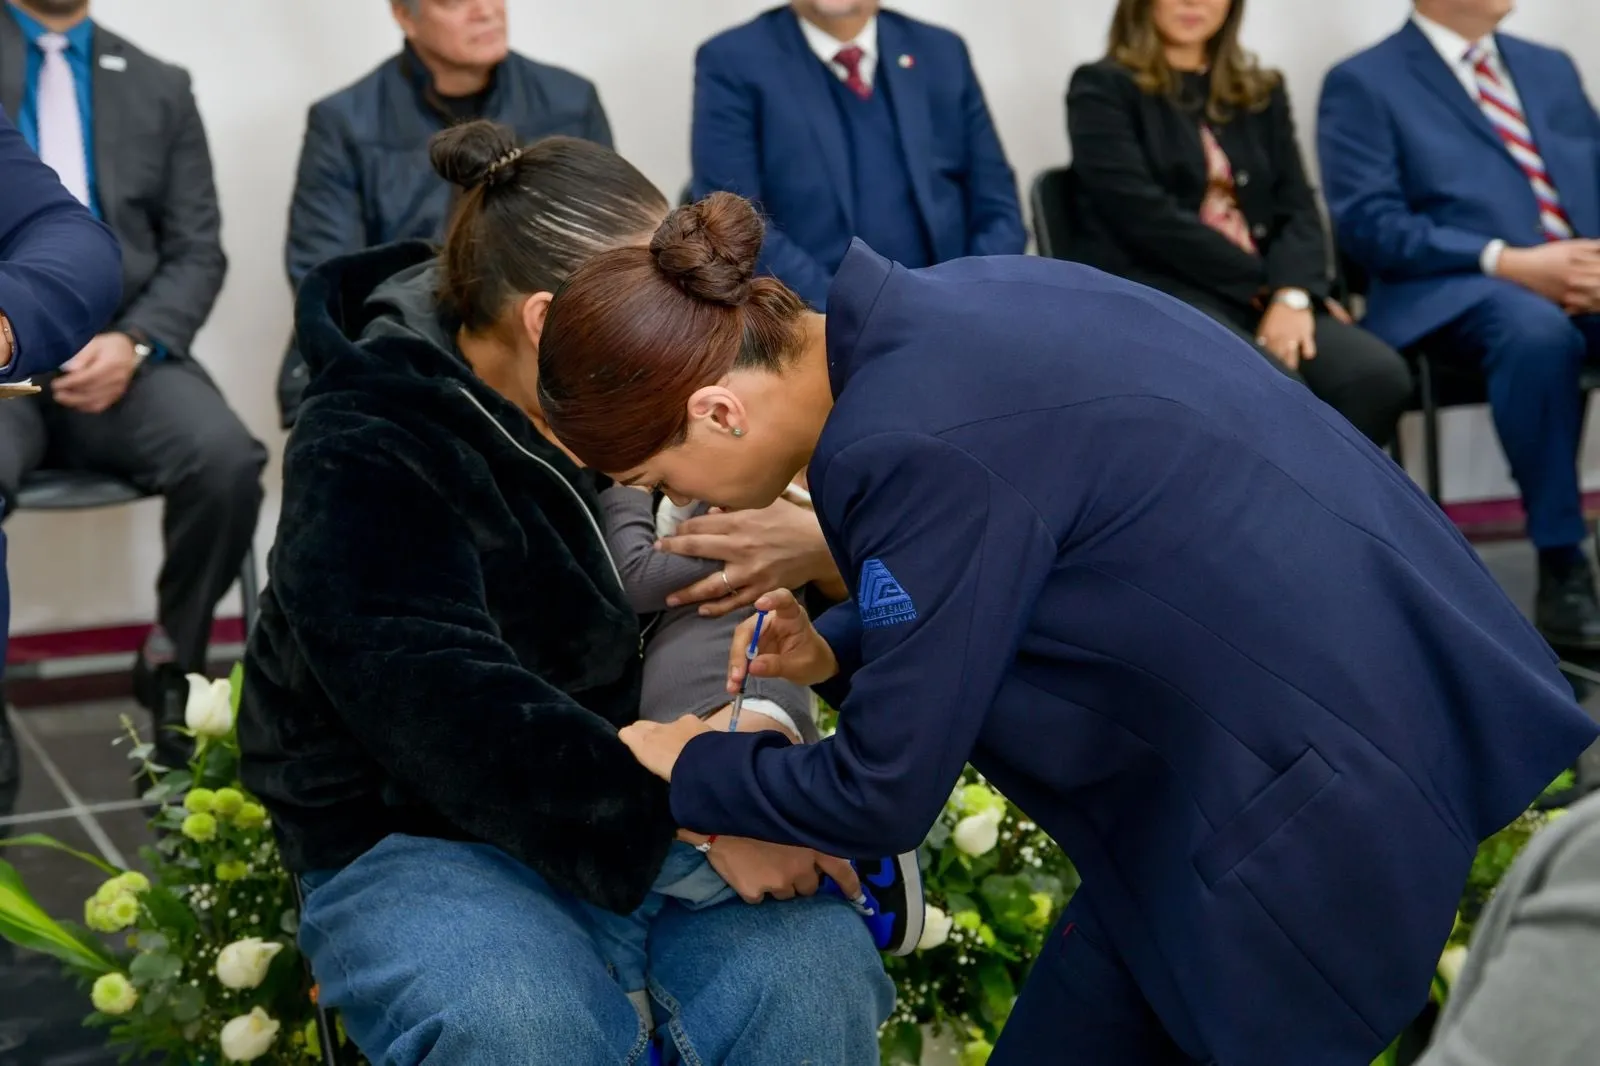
top-left (731, 427), bottom-right (745, 438)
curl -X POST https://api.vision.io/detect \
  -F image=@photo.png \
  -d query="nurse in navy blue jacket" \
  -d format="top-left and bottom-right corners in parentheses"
top-left (535, 192), bottom-right (1600, 1066)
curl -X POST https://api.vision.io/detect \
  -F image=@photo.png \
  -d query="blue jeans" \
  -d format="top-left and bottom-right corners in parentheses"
top-left (299, 834), bottom-right (893, 1065)
top-left (584, 842), bottom-right (735, 994)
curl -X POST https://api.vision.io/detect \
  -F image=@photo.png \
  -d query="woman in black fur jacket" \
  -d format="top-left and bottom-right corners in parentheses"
top-left (237, 123), bottom-right (891, 1066)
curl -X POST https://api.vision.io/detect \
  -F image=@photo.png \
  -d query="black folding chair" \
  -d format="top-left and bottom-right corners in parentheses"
top-left (1029, 165), bottom-right (1077, 260)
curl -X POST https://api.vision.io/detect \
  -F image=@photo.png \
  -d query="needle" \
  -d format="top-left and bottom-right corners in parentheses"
top-left (727, 609), bottom-right (768, 732)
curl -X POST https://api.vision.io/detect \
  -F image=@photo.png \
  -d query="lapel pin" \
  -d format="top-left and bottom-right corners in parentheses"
top-left (898, 54), bottom-right (914, 69)
top-left (98, 54), bottom-right (126, 72)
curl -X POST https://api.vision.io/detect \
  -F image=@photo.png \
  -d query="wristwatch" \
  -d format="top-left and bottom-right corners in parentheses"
top-left (131, 340), bottom-right (153, 366)
top-left (1272, 288), bottom-right (1312, 311)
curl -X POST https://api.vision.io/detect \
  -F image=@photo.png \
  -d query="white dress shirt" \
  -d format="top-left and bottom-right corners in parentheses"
top-left (796, 12), bottom-right (878, 90)
top-left (1411, 12), bottom-right (1529, 274)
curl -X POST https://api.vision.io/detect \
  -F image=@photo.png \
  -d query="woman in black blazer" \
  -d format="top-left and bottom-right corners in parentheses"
top-left (1065, 0), bottom-right (1411, 446)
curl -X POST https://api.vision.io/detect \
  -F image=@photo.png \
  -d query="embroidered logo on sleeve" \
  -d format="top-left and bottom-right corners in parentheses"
top-left (859, 558), bottom-right (917, 629)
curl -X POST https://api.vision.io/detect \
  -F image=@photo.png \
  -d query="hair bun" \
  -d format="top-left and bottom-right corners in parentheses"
top-left (429, 120), bottom-right (523, 191)
top-left (649, 192), bottom-right (765, 307)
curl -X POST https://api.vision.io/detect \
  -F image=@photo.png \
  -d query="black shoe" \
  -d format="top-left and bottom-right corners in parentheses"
top-left (1536, 561), bottom-right (1600, 650)
top-left (846, 852), bottom-right (925, 957)
top-left (133, 652), bottom-right (194, 778)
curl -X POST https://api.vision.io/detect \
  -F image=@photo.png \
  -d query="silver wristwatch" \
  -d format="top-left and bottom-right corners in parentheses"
top-left (131, 340), bottom-right (153, 365)
top-left (1272, 288), bottom-right (1312, 311)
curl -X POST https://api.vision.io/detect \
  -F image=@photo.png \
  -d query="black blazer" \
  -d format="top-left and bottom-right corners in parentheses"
top-left (1064, 59), bottom-right (1329, 314)
top-left (0, 18), bottom-right (225, 357)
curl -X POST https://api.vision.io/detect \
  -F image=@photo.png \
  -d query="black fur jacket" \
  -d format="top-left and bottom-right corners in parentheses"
top-left (238, 241), bottom-right (675, 914)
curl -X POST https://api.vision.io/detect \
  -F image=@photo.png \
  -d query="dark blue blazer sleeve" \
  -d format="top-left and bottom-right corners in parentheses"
top-left (1316, 65), bottom-right (1489, 280)
top-left (690, 42), bottom-right (835, 309)
top-left (955, 41), bottom-right (1026, 257)
top-left (669, 432), bottom-right (1057, 856)
top-left (0, 107), bottom-right (121, 380)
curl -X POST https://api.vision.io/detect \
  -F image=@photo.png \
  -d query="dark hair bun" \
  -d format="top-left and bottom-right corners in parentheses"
top-left (429, 120), bottom-right (523, 191)
top-left (649, 192), bottom-right (765, 307)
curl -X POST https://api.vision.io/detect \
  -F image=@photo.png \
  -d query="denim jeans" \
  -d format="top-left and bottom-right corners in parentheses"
top-left (298, 834), bottom-right (893, 1065)
top-left (583, 842), bottom-right (735, 994)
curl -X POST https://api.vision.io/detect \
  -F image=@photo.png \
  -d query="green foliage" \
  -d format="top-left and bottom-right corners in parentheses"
top-left (0, 670), bottom-right (362, 1065)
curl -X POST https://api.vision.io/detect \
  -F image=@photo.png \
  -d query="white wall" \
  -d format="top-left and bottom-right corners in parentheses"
top-left (10, 0), bottom-right (1600, 635)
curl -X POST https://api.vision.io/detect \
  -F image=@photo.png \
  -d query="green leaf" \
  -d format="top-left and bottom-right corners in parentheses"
top-left (279, 908), bottom-right (299, 936)
top-left (128, 950), bottom-right (182, 984)
top-left (134, 931), bottom-right (168, 954)
top-left (879, 1019), bottom-right (923, 1064)
top-left (138, 887), bottom-right (197, 938)
top-left (170, 983), bottom-right (205, 1023)
top-left (0, 833), bottom-right (120, 876)
top-left (923, 820), bottom-right (951, 852)
top-left (0, 859), bottom-right (117, 972)
top-left (974, 958), bottom-right (1015, 1028)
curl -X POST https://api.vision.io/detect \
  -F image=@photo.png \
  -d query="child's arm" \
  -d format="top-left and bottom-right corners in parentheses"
top-left (600, 485), bottom-right (722, 613)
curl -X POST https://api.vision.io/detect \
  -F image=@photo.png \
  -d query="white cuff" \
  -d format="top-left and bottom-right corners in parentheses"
top-left (1481, 239), bottom-right (1506, 276)
top-left (722, 697), bottom-right (803, 741)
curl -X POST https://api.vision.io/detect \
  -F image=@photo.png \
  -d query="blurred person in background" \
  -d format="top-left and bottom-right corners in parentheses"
top-left (689, 0), bottom-right (1026, 310)
top-left (1414, 791), bottom-right (1600, 1066)
top-left (0, 0), bottom-right (266, 775)
top-left (0, 102), bottom-right (121, 807)
top-left (1065, 0), bottom-right (1412, 448)
top-left (279, 0), bottom-right (612, 425)
top-left (1320, 0), bottom-right (1600, 650)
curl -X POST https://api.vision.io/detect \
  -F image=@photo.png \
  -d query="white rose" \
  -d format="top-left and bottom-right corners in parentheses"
top-left (1437, 945), bottom-right (1468, 990)
top-left (219, 1007), bottom-right (281, 1062)
top-left (952, 810), bottom-right (1002, 857)
top-left (185, 675), bottom-right (234, 737)
top-left (214, 938), bottom-right (284, 990)
top-left (917, 905), bottom-right (954, 951)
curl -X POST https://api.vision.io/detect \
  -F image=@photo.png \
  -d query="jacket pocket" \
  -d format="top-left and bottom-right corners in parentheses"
top-left (1194, 747), bottom-right (1336, 887)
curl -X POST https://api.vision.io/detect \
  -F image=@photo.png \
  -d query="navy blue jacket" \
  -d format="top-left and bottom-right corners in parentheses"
top-left (690, 7), bottom-right (1025, 309)
top-left (0, 105), bottom-right (120, 381)
top-left (670, 244), bottom-right (1600, 1065)
top-left (1318, 22), bottom-right (1600, 348)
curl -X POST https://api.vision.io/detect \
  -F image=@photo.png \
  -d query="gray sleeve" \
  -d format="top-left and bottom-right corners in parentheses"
top-left (1417, 808), bottom-right (1600, 1066)
top-left (599, 486), bottom-right (721, 613)
top-left (640, 607), bottom-right (817, 741)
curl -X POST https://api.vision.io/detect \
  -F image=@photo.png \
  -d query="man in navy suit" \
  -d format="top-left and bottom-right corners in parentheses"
top-left (0, 101), bottom-right (120, 801)
top-left (690, 1), bottom-right (1026, 309)
top-left (1318, 0), bottom-right (1600, 650)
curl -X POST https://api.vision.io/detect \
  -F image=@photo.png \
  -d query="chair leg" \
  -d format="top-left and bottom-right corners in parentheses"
top-left (239, 544), bottom-right (261, 638)
top-left (293, 877), bottom-right (351, 1064)
top-left (1419, 357), bottom-right (1443, 503)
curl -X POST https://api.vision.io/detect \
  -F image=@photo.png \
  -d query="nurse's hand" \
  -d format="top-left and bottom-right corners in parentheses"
top-left (618, 714), bottom-right (711, 781)
top-left (659, 499), bottom-right (847, 618)
top-left (727, 588), bottom-right (839, 690)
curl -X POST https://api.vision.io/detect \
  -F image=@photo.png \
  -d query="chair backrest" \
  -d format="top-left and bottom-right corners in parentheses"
top-left (1030, 166), bottom-right (1076, 260)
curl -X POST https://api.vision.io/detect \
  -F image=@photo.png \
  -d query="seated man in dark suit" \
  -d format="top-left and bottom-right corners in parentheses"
top-left (690, 1), bottom-right (1026, 309)
top-left (0, 100), bottom-right (121, 801)
top-left (280, 0), bottom-right (612, 423)
top-left (0, 0), bottom-right (267, 766)
top-left (1319, 0), bottom-right (1600, 649)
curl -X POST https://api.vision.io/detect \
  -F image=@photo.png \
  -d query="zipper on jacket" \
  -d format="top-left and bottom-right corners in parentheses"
top-left (456, 386), bottom-right (643, 658)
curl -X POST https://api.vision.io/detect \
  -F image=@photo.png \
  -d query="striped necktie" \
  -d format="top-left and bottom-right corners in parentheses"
top-left (1465, 41), bottom-right (1572, 241)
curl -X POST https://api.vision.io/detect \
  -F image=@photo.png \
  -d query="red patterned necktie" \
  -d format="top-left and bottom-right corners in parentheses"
top-left (833, 45), bottom-right (872, 101)
top-left (1465, 42), bottom-right (1573, 241)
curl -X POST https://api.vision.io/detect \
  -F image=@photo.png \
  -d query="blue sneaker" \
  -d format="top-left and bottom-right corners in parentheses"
top-left (822, 851), bottom-right (924, 956)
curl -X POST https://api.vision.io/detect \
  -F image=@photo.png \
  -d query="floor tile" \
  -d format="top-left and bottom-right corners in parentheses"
top-left (0, 719), bottom-right (68, 822)
top-left (16, 702), bottom-right (146, 807)
top-left (93, 807), bottom-right (156, 874)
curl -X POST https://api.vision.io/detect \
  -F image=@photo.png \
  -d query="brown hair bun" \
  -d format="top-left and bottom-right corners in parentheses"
top-left (649, 191), bottom-right (765, 307)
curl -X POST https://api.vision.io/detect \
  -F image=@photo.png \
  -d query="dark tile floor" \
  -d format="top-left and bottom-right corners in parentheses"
top-left (2, 541), bottom-right (1600, 1064)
